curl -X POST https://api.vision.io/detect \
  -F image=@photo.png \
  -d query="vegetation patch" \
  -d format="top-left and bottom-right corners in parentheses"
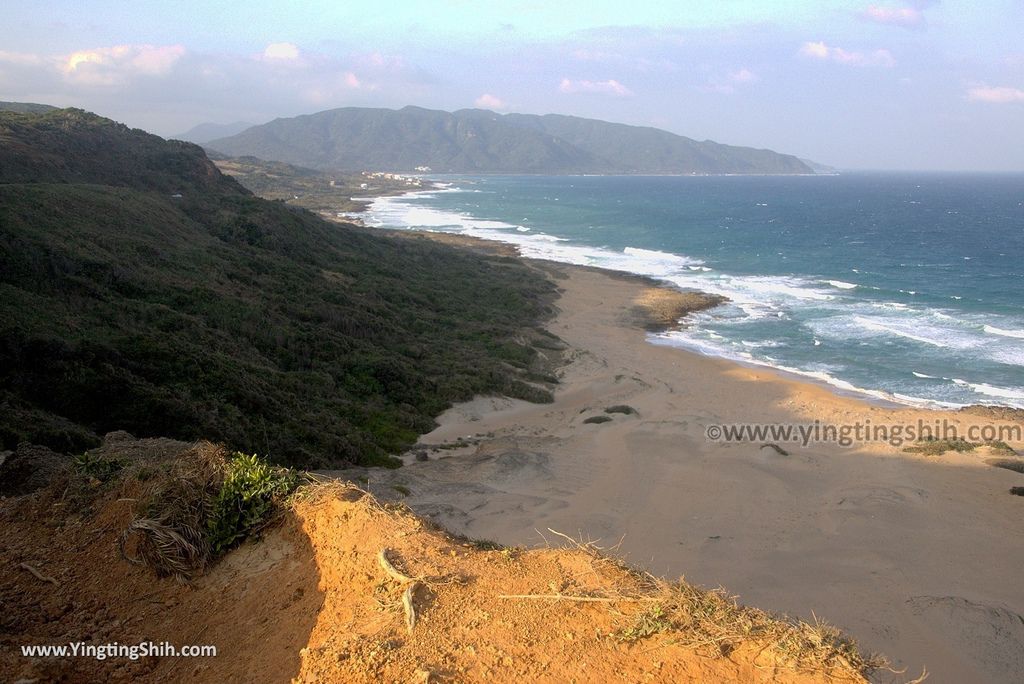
top-left (207, 453), bottom-right (297, 555)
top-left (903, 439), bottom-right (977, 455)
top-left (0, 108), bottom-right (559, 468)
top-left (1011, 487), bottom-right (1024, 497)
top-left (903, 438), bottom-right (1017, 456)
top-left (120, 445), bottom-right (296, 581)
top-left (604, 405), bottom-right (638, 415)
top-left (583, 415), bottom-right (613, 425)
top-left (988, 459), bottom-right (1024, 474)
top-left (617, 605), bottom-right (674, 642)
top-left (72, 451), bottom-right (125, 481)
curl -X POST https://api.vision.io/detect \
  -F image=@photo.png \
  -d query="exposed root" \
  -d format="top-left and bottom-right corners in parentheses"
top-left (378, 548), bottom-right (417, 583)
top-left (403, 581), bottom-right (420, 633)
top-left (17, 562), bottom-right (59, 586)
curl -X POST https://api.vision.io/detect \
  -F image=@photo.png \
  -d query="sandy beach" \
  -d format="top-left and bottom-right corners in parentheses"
top-left (337, 243), bottom-right (1024, 683)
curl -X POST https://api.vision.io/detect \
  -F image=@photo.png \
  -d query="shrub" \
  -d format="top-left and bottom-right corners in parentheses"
top-left (604, 405), bottom-right (638, 415)
top-left (207, 452), bottom-right (297, 555)
top-left (72, 451), bottom-right (124, 481)
top-left (121, 447), bottom-right (298, 581)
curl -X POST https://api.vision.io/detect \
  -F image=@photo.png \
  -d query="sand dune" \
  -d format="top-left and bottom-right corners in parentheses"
top-left (340, 260), bottom-right (1024, 683)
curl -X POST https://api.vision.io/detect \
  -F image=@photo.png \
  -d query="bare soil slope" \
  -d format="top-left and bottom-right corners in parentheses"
top-left (1, 440), bottom-right (874, 683)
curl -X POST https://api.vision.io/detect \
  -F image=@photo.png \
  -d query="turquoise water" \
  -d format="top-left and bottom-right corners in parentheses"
top-left (365, 173), bottom-right (1024, 408)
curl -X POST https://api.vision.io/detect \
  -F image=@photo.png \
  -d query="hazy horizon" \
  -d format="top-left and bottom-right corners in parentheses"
top-left (3, 1), bottom-right (1023, 172)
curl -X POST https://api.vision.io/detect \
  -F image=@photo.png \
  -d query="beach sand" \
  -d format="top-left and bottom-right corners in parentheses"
top-left (336, 245), bottom-right (1024, 683)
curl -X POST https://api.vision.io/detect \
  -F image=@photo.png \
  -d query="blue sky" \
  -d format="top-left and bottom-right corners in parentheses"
top-left (2, 1), bottom-right (1023, 170)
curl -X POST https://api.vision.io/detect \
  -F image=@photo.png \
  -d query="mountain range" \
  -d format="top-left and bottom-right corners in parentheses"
top-left (205, 106), bottom-right (814, 175)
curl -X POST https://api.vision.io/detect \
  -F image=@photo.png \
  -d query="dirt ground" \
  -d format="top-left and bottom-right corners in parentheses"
top-left (1, 438), bottom-right (873, 683)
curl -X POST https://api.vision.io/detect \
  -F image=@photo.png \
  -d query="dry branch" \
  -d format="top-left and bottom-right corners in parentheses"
top-left (497, 593), bottom-right (657, 603)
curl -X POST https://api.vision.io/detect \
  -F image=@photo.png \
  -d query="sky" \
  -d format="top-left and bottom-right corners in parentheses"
top-left (2, 1), bottom-right (1023, 171)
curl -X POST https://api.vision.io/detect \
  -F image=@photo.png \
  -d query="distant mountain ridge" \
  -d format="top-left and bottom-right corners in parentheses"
top-left (206, 106), bottom-right (814, 175)
top-left (0, 101), bottom-right (57, 114)
top-left (174, 120), bottom-right (258, 144)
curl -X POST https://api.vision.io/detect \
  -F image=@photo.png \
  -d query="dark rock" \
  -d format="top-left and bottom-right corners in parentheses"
top-left (415, 451), bottom-right (429, 462)
top-left (0, 443), bottom-right (70, 496)
top-left (103, 430), bottom-right (136, 444)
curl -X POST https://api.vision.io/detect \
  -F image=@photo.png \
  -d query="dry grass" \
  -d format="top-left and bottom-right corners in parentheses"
top-left (904, 438), bottom-right (1016, 456)
top-left (538, 528), bottom-right (885, 679)
top-left (118, 443), bottom-right (226, 583)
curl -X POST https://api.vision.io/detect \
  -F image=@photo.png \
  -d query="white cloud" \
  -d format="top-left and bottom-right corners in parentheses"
top-left (799, 41), bottom-right (895, 68)
top-left (263, 42), bottom-right (300, 61)
top-left (61, 44), bottom-right (185, 86)
top-left (0, 50), bottom-right (45, 66)
top-left (729, 68), bottom-right (757, 83)
top-left (861, 5), bottom-right (926, 29)
top-left (571, 49), bottom-right (620, 63)
top-left (558, 78), bottom-right (633, 96)
top-left (967, 85), bottom-right (1024, 104)
top-left (704, 68), bottom-right (758, 94)
top-left (474, 93), bottom-right (506, 109)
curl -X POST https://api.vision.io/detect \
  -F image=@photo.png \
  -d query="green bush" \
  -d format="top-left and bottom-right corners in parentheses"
top-left (207, 452), bottom-right (297, 555)
top-left (72, 451), bottom-right (124, 481)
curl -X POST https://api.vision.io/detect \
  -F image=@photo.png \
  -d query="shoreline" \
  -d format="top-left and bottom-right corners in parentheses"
top-left (381, 225), bottom-right (1020, 416)
top-left (333, 228), bottom-right (1024, 682)
top-left (360, 185), bottom-right (1024, 414)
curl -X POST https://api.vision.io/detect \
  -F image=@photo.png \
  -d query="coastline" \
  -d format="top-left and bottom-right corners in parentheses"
top-left (336, 228), bottom-right (1024, 682)
top-left (361, 177), bottom-right (1024, 412)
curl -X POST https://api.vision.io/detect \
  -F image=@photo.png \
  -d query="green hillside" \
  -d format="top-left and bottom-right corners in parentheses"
top-left (0, 107), bottom-right (557, 467)
top-left (206, 105), bottom-right (812, 174)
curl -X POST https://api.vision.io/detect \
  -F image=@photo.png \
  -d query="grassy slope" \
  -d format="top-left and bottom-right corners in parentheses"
top-left (0, 109), bottom-right (556, 467)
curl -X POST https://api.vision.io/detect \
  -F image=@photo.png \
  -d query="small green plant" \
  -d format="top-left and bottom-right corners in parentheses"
top-left (392, 484), bottom-right (411, 497)
top-left (617, 605), bottom-right (673, 642)
top-left (467, 538), bottom-right (503, 551)
top-left (583, 415), bottom-right (613, 425)
top-left (207, 453), bottom-right (297, 555)
top-left (72, 451), bottom-right (124, 481)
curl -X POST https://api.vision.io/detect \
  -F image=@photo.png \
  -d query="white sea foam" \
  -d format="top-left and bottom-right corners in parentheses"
top-left (953, 379), bottom-right (1024, 401)
top-left (366, 186), bottom-right (1024, 409)
top-left (651, 331), bottom-right (925, 405)
top-left (984, 324), bottom-right (1024, 339)
top-left (912, 371), bottom-right (937, 378)
top-left (850, 316), bottom-right (972, 349)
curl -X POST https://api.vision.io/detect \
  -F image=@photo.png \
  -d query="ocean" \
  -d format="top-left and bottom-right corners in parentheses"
top-left (364, 173), bottom-right (1024, 409)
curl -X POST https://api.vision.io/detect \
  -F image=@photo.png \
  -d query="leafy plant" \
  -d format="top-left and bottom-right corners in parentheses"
top-left (72, 451), bottom-right (124, 481)
top-left (617, 605), bottom-right (673, 642)
top-left (207, 452), bottom-right (297, 555)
